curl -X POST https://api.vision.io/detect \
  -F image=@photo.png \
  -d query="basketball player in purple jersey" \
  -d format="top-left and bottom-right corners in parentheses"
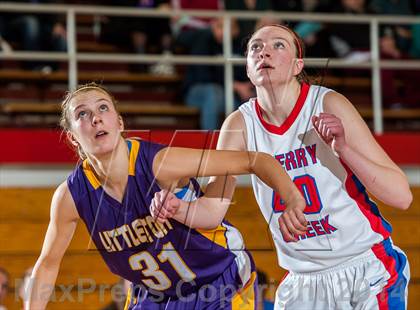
top-left (151, 25), bottom-right (412, 309)
top-left (25, 83), bottom-right (305, 309)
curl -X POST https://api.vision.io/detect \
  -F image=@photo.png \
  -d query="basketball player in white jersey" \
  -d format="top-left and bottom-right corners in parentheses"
top-left (150, 24), bottom-right (412, 309)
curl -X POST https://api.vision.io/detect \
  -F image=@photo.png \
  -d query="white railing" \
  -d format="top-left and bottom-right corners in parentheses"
top-left (1, 2), bottom-right (419, 134)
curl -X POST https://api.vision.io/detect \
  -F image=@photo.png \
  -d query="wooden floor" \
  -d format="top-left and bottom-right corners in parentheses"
top-left (1, 187), bottom-right (419, 309)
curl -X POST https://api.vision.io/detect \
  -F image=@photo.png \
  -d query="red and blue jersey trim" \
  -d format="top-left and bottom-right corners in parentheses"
top-left (342, 162), bottom-right (392, 239)
top-left (372, 238), bottom-right (409, 310)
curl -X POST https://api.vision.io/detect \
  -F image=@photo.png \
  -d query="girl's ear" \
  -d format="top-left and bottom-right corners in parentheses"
top-left (67, 131), bottom-right (78, 147)
top-left (118, 115), bottom-right (124, 132)
top-left (294, 58), bottom-right (304, 76)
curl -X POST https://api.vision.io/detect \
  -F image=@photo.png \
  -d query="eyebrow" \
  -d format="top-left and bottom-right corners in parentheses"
top-left (72, 97), bottom-right (110, 112)
top-left (95, 97), bottom-right (111, 103)
top-left (249, 36), bottom-right (292, 47)
top-left (72, 103), bottom-right (86, 112)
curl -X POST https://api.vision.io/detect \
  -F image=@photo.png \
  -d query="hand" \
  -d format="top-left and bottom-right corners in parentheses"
top-left (312, 113), bottom-right (346, 155)
top-left (150, 190), bottom-right (180, 223)
top-left (278, 195), bottom-right (307, 242)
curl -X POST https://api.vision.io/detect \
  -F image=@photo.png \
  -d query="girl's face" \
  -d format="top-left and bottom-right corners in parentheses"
top-left (246, 26), bottom-right (303, 87)
top-left (67, 89), bottom-right (123, 158)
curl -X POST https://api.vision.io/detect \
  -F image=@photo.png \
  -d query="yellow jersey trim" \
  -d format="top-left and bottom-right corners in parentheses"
top-left (82, 159), bottom-right (101, 190)
top-left (82, 139), bottom-right (140, 188)
top-left (231, 271), bottom-right (256, 309)
top-left (196, 224), bottom-right (228, 249)
top-left (128, 139), bottom-right (140, 176)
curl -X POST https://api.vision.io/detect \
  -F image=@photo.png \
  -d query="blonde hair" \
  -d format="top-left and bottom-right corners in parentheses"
top-left (60, 82), bottom-right (119, 160)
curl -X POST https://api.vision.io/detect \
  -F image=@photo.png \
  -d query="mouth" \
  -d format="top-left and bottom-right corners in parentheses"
top-left (95, 130), bottom-right (108, 139)
top-left (258, 63), bottom-right (274, 71)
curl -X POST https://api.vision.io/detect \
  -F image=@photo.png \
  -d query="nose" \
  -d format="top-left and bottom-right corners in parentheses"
top-left (259, 45), bottom-right (271, 59)
top-left (91, 112), bottom-right (102, 126)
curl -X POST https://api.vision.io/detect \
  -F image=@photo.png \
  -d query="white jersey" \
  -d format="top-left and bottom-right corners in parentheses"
top-left (239, 83), bottom-right (392, 273)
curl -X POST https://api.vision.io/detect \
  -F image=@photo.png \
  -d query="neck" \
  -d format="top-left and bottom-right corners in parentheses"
top-left (87, 137), bottom-right (129, 188)
top-left (255, 79), bottom-right (302, 126)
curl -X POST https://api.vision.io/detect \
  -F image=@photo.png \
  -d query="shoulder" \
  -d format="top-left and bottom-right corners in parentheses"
top-left (323, 90), bottom-right (360, 120)
top-left (221, 110), bottom-right (246, 130)
top-left (218, 110), bottom-right (247, 151)
top-left (135, 139), bottom-right (167, 166)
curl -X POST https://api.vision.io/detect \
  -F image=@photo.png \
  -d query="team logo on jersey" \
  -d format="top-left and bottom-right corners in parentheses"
top-left (274, 144), bottom-right (317, 172)
top-left (272, 144), bottom-right (338, 241)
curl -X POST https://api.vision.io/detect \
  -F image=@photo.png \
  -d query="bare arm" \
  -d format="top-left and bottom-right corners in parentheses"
top-left (151, 112), bottom-right (306, 236)
top-left (315, 91), bottom-right (412, 209)
top-left (26, 182), bottom-right (79, 309)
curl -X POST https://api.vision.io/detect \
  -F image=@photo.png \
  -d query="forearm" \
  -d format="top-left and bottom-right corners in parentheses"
top-left (338, 144), bottom-right (412, 209)
top-left (26, 260), bottom-right (60, 310)
top-left (250, 152), bottom-right (305, 206)
top-left (172, 197), bottom-right (230, 229)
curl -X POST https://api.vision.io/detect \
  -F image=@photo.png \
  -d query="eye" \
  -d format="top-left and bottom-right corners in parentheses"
top-left (273, 41), bottom-right (285, 49)
top-left (249, 42), bottom-right (263, 52)
top-left (99, 104), bottom-right (109, 112)
top-left (77, 110), bottom-right (88, 119)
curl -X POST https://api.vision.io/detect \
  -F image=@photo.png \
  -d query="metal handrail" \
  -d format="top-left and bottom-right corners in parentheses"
top-left (1, 2), bottom-right (419, 133)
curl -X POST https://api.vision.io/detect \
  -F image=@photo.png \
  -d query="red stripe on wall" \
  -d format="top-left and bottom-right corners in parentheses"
top-left (0, 129), bottom-right (219, 164)
top-left (0, 129), bottom-right (418, 164)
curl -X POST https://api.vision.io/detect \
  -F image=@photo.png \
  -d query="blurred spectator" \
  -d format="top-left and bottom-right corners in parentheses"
top-left (369, 0), bottom-right (419, 108)
top-left (224, 0), bottom-right (273, 44)
top-left (270, 0), bottom-right (303, 12)
top-left (177, 17), bottom-right (253, 130)
top-left (257, 269), bottom-right (274, 310)
top-left (170, 0), bottom-right (221, 35)
top-left (292, 1), bottom-right (336, 58)
top-left (371, 0), bottom-right (413, 54)
top-left (294, 0), bottom-right (374, 60)
top-left (0, 0), bottom-right (67, 71)
top-left (326, 0), bottom-right (374, 60)
top-left (410, 22), bottom-right (420, 58)
top-left (0, 17), bottom-right (13, 54)
top-left (100, 0), bottom-right (174, 74)
top-left (0, 267), bottom-right (9, 310)
top-left (410, 0), bottom-right (420, 57)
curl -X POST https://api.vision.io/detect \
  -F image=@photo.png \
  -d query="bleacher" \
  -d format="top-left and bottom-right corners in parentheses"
top-left (0, 12), bottom-right (202, 130)
top-left (1, 67), bottom-right (419, 130)
top-left (0, 11), bottom-right (419, 131)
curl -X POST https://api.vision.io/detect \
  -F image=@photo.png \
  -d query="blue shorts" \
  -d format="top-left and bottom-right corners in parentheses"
top-left (125, 254), bottom-right (258, 310)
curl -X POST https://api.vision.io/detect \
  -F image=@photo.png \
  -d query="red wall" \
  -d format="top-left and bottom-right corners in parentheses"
top-left (0, 129), bottom-right (418, 165)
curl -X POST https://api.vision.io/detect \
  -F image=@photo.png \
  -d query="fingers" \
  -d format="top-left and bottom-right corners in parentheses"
top-left (279, 216), bottom-right (297, 242)
top-left (278, 209), bottom-right (308, 243)
top-left (312, 113), bottom-right (344, 143)
top-left (150, 190), bottom-right (181, 223)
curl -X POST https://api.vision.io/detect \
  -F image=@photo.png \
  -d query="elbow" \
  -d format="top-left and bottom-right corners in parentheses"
top-left (399, 190), bottom-right (413, 210)
top-left (391, 188), bottom-right (413, 210)
top-left (190, 217), bottom-right (223, 230)
top-left (198, 223), bottom-right (220, 230)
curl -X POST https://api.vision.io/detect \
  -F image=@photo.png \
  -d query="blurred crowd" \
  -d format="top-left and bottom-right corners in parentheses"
top-left (0, 0), bottom-right (419, 129)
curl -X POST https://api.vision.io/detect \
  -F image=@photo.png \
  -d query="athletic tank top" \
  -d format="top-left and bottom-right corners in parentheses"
top-left (239, 83), bottom-right (391, 272)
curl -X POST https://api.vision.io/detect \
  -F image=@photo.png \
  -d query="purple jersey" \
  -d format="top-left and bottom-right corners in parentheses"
top-left (67, 139), bottom-right (249, 297)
